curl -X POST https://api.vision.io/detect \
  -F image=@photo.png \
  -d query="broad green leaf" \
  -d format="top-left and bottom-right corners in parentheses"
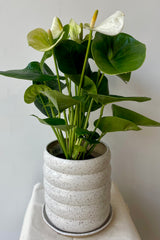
top-left (92, 32), bottom-right (146, 75)
top-left (68, 74), bottom-right (97, 94)
top-left (32, 115), bottom-right (74, 131)
top-left (112, 104), bottom-right (160, 127)
top-left (27, 28), bottom-right (64, 52)
top-left (54, 40), bottom-right (86, 74)
top-left (69, 19), bottom-right (81, 43)
top-left (94, 116), bottom-right (141, 133)
top-left (24, 85), bottom-right (80, 112)
top-left (0, 61), bottom-right (65, 82)
top-left (90, 94), bottom-right (151, 105)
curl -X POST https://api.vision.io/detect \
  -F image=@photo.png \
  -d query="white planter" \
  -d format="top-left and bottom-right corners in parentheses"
top-left (43, 140), bottom-right (111, 234)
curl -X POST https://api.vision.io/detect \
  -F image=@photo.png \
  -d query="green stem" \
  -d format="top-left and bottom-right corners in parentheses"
top-left (96, 69), bottom-right (101, 86)
top-left (52, 50), bottom-right (62, 93)
top-left (39, 95), bottom-right (66, 154)
top-left (97, 73), bottom-right (104, 88)
top-left (85, 105), bottom-right (105, 158)
top-left (84, 98), bottom-right (94, 129)
top-left (93, 105), bottom-right (104, 133)
top-left (78, 30), bottom-right (92, 95)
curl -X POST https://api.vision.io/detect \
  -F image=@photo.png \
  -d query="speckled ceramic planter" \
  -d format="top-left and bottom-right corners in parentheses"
top-left (43, 140), bottom-right (111, 234)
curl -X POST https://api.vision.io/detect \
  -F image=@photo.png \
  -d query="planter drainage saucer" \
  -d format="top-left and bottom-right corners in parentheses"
top-left (42, 204), bottom-right (113, 237)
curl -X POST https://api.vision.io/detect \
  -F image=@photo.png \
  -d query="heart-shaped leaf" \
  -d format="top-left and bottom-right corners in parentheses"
top-left (54, 40), bottom-right (86, 74)
top-left (32, 115), bottom-right (74, 131)
top-left (94, 116), bottom-right (141, 133)
top-left (24, 85), bottom-right (80, 112)
top-left (92, 32), bottom-right (146, 75)
top-left (112, 104), bottom-right (160, 126)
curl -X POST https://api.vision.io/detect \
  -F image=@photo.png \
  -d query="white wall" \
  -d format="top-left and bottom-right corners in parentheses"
top-left (0, 0), bottom-right (160, 239)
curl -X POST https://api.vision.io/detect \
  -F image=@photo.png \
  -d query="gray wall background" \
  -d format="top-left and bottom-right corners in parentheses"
top-left (0, 0), bottom-right (160, 239)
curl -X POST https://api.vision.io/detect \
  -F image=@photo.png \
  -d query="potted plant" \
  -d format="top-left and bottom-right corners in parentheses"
top-left (0, 10), bottom-right (160, 236)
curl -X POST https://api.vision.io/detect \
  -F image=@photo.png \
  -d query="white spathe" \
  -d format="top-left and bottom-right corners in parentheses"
top-left (50, 16), bottom-right (63, 39)
top-left (43, 141), bottom-right (111, 233)
top-left (84, 11), bottom-right (125, 36)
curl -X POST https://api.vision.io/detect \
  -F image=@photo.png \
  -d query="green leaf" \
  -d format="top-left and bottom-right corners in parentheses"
top-left (29, 62), bottom-right (65, 117)
top-left (68, 74), bottom-right (97, 94)
top-left (0, 61), bottom-right (65, 82)
top-left (92, 32), bottom-right (146, 75)
top-left (117, 72), bottom-right (131, 82)
top-left (90, 94), bottom-right (151, 105)
top-left (62, 24), bottom-right (70, 40)
top-left (75, 128), bottom-right (90, 136)
top-left (40, 50), bottom-right (53, 72)
top-left (112, 104), bottom-right (160, 127)
top-left (80, 72), bottom-right (109, 112)
top-left (54, 40), bottom-right (86, 74)
top-left (75, 128), bottom-right (100, 144)
top-left (34, 95), bottom-right (58, 117)
top-left (32, 115), bottom-right (74, 131)
top-left (82, 72), bottom-right (109, 112)
top-left (24, 85), bottom-right (80, 112)
top-left (94, 116), bottom-right (141, 133)
top-left (72, 145), bottom-right (86, 159)
top-left (27, 28), bottom-right (64, 52)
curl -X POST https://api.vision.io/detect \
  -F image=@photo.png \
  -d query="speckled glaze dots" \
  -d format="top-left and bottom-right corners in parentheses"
top-left (43, 141), bottom-right (111, 233)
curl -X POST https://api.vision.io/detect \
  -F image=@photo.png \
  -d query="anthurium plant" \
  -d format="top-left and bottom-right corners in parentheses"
top-left (1, 10), bottom-right (160, 159)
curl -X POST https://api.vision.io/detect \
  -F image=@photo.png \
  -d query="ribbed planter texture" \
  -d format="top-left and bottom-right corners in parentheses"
top-left (43, 140), bottom-right (111, 234)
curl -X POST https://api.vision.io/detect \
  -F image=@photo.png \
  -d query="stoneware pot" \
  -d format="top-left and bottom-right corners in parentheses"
top-left (43, 140), bottom-right (111, 236)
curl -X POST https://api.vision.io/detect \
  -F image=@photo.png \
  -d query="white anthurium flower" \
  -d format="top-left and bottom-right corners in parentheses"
top-left (84, 11), bottom-right (125, 36)
top-left (69, 19), bottom-right (81, 42)
top-left (51, 16), bottom-right (63, 39)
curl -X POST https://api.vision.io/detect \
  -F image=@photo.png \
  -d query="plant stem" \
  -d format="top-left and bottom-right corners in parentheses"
top-left (84, 98), bottom-right (94, 129)
top-left (53, 50), bottom-right (62, 93)
top-left (98, 73), bottom-right (104, 88)
top-left (39, 94), bottom-right (68, 156)
top-left (78, 30), bottom-right (92, 95)
top-left (93, 105), bottom-right (104, 133)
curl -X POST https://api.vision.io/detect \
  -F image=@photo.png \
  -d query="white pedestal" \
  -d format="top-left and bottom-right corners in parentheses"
top-left (19, 183), bottom-right (141, 240)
